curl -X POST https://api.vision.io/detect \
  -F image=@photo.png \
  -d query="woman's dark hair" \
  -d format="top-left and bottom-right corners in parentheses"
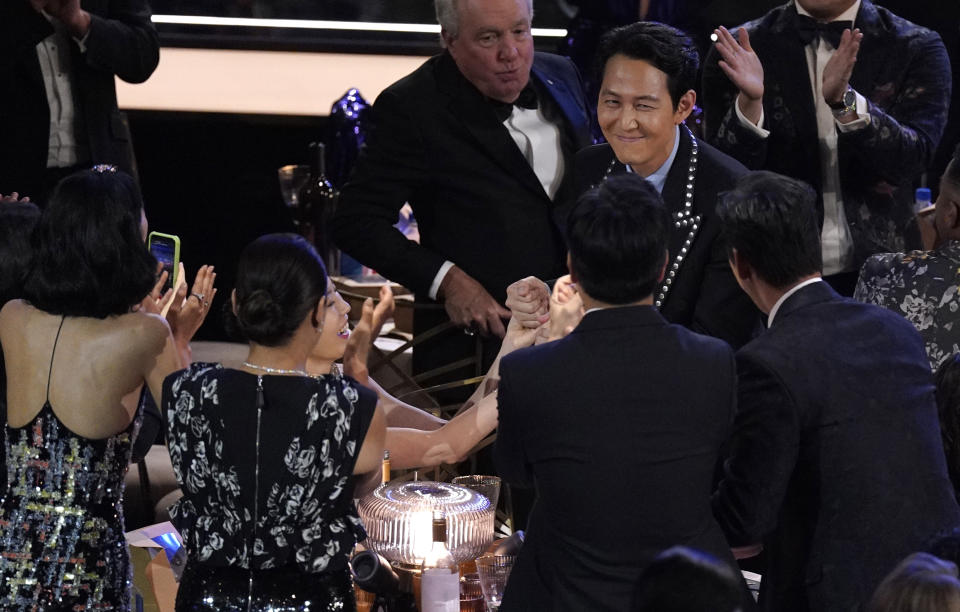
top-left (595, 21), bottom-right (700, 109)
top-left (24, 168), bottom-right (156, 318)
top-left (936, 354), bottom-right (960, 501)
top-left (716, 171), bottom-right (823, 288)
top-left (567, 173), bottom-right (669, 304)
top-left (229, 233), bottom-right (328, 347)
top-left (866, 552), bottom-right (960, 612)
top-left (633, 546), bottom-right (744, 612)
top-left (0, 200), bottom-right (41, 306)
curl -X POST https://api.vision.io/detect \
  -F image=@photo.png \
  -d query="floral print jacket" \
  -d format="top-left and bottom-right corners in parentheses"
top-left (162, 363), bottom-right (376, 573)
top-left (855, 240), bottom-right (960, 370)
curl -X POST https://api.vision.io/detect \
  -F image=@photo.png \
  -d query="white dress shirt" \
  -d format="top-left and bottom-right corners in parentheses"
top-left (35, 13), bottom-right (90, 169)
top-left (429, 100), bottom-right (564, 300)
top-left (736, 0), bottom-right (869, 276)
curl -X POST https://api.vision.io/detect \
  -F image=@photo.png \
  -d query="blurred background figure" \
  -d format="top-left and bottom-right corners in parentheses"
top-left (0, 0), bottom-right (160, 205)
top-left (866, 553), bottom-right (960, 612)
top-left (632, 546), bottom-right (747, 612)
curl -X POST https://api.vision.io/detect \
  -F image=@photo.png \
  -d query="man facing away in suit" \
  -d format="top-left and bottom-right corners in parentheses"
top-left (332, 0), bottom-right (591, 382)
top-left (702, 0), bottom-right (951, 296)
top-left (712, 170), bottom-right (960, 612)
top-left (0, 0), bottom-right (160, 205)
top-left (573, 21), bottom-right (761, 349)
top-left (495, 173), bottom-right (750, 612)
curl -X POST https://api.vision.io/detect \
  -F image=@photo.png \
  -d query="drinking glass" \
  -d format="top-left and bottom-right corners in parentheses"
top-left (277, 164), bottom-right (310, 210)
top-left (452, 475), bottom-right (501, 510)
top-left (460, 572), bottom-right (484, 612)
top-left (475, 555), bottom-right (516, 612)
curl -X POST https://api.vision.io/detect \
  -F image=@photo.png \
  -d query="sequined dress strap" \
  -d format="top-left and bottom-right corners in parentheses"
top-left (44, 316), bottom-right (66, 407)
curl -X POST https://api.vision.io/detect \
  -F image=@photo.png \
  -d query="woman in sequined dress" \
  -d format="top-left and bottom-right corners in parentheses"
top-left (165, 233), bottom-right (387, 612)
top-left (0, 169), bottom-right (184, 610)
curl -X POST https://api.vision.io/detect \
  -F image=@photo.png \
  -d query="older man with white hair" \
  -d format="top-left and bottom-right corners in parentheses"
top-left (332, 0), bottom-right (591, 388)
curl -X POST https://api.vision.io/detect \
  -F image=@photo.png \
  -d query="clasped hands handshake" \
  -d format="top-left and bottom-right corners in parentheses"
top-left (505, 275), bottom-right (585, 347)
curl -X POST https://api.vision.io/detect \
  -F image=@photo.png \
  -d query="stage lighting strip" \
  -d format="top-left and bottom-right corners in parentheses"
top-left (151, 15), bottom-right (568, 38)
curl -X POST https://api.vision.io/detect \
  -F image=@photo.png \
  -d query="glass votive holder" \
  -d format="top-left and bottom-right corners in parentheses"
top-left (452, 475), bottom-right (501, 510)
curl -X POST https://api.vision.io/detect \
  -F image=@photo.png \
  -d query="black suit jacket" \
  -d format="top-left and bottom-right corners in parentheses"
top-left (0, 0), bottom-right (159, 198)
top-left (714, 281), bottom-right (960, 612)
top-left (332, 51), bottom-right (591, 303)
top-left (702, 0), bottom-right (951, 266)
top-left (574, 135), bottom-right (761, 349)
top-left (495, 306), bottom-right (743, 612)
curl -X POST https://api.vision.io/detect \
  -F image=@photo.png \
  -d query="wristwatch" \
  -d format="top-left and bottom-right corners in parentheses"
top-left (828, 86), bottom-right (857, 117)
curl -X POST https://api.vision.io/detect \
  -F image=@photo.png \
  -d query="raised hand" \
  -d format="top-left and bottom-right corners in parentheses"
top-left (342, 286), bottom-right (396, 385)
top-left (33, 0), bottom-right (91, 37)
top-left (822, 28), bottom-right (863, 111)
top-left (505, 276), bottom-right (550, 329)
top-left (0, 192), bottom-right (30, 203)
top-left (713, 26), bottom-right (765, 125)
top-left (535, 275), bottom-right (584, 345)
top-left (167, 264), bottom-right (217, 345)
top-left (438, 266), bottom-right (511, 338)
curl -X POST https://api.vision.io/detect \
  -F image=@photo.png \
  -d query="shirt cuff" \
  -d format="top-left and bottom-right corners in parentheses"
top-left (429, 261), bottom-right (455, 301)
top-left (835, 91), bottom-right (870, 132)
top-left (734, 97), bottom-right (770, 138)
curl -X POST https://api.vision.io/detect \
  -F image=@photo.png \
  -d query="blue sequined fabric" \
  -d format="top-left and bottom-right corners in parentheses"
top-left (0, 402), bottom-right (140, 610)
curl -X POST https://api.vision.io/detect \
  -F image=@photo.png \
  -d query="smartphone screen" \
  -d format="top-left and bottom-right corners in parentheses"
top-left (148, 232), bottom-right (180, 292)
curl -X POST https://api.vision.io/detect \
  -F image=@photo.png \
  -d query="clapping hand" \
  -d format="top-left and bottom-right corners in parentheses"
top-left (342, 285), bottom-right (395, 385)
top-left (0, 192), bottom-right (30, 203)
top-left (166, 264), bottom-right (217, 346)
top-left (712, 26), bottom-right (765, 126)
top-left (822, 28), bottom-right (863, 112)
top-left (30, 0), bottom-right (90, 37)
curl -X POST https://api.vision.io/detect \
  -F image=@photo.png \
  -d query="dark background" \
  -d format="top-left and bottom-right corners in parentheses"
top-left (131, 0), bottom-right (958, 342)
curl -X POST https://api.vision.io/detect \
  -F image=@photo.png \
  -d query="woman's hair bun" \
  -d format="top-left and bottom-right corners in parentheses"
top-left (237, 288), bottom-right (285, 341)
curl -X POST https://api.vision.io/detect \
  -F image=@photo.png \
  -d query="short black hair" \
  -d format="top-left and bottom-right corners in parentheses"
top-left (24, 169), bottom-right (156, 318)
top-left (566, 173), bottom-right (668, 304)
top-left (595, 21), bottom-right (699, 109)
top-left (230, 233), bottom-right (328, 347)
top-left (716, 171), bottom-right (822, 288)
top-left (0, 200), bottom-right (41, 306)
top-left (632, 546), bottom-right (743, 612)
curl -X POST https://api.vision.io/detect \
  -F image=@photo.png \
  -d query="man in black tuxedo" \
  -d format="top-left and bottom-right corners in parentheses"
top-left (702, 0), bottom-right (951, 296)
top-left (0, 0), bottom-right (159, 204)
top-left (495, 174), bottom-right (749, 612)
top-left (332, 0), bottom-right (591, 380)
top-left (574, 21), bottom-right (760, 349)
top-left (712, 171), bottom-right (960, 612)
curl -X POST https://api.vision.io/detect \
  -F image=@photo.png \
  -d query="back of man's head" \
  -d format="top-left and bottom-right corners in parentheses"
top-left (632, 546), bottom-right (744, 612)
top-left (717, 171), bottom-right (822, 289)
top-left (567, 173), bottom-right (669, 305)
top-left (595, 21), bottom-right (699, 110)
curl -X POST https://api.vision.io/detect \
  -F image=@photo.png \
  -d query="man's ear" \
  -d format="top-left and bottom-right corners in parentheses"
top-left (657, 250), bottom-right (669, 282)
top-left (946, 199), bottom-right (960, 231)
top-left (674, 89), bottom-right (696, 124)
top-left (230, 289), bottom-right (238, 315)
top-left (440, 28), bottom-right (455, 50)
top-left (566, 252), bottom-right (577, 283)
top-left (729, 248), bottom-right (753, 284)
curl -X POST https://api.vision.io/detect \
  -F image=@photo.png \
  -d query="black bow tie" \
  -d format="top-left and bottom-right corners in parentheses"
top-left (491, 84), bottom-right (538, 122)
top-left (794, 13), bottom-right (853, 48)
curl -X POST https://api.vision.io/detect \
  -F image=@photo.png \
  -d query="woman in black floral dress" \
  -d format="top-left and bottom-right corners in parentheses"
top-left (164, 233), bottom-right (386, 611)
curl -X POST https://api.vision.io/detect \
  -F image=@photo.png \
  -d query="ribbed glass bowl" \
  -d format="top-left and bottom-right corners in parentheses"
top-left (357, 481), bottom-right (494, 564)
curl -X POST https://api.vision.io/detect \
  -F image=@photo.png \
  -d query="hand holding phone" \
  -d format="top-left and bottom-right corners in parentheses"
top-left (148, 232), bottom-right (181, 292)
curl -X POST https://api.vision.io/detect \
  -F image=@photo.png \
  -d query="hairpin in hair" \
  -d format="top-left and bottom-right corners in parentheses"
top-left (91, 164), bottom-right (117, 174)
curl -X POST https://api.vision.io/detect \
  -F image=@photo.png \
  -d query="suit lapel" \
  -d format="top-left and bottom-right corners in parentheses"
top-left (435, 53), bottom-right (550, 203)
top-left (657, 128), bottom-right (702, 308)
top-left (531, 60), bottom-right (591, 150)
top-left (762, 3), bottom-right (821, 189)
